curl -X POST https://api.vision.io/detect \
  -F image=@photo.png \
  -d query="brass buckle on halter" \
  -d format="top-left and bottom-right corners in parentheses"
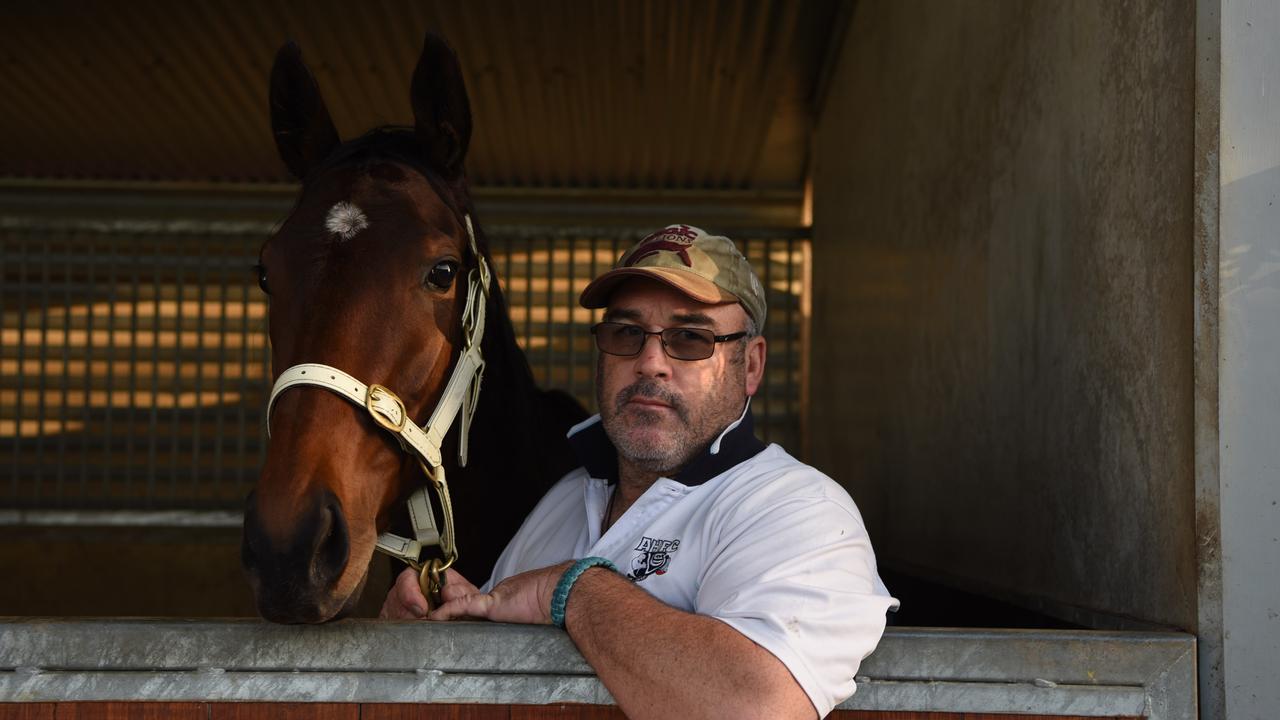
top-left (366, 384), bottom-right (408, 433)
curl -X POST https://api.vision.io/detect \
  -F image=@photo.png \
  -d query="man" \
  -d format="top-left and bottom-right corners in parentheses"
top-left (383, 224), bottom-right (897, 719)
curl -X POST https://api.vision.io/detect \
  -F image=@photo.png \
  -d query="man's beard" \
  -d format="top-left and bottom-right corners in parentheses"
top-left (603, 379), bottom-right (697, 473)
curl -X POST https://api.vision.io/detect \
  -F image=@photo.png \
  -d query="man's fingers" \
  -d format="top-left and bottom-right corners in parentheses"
top-left (386, 567), bottom-right (428, 619)
top-left (381, 566), bottom-right (484, 620)
top-left (439, 568), bottom-right (480, 603)
top-left (379, 596), bottom-right (414, 621)
top-left (429, 592), bottom-right (494, 621)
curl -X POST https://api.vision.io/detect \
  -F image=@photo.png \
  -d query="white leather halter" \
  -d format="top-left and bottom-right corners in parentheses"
top-left (264, 215), bottom-right (491, 603)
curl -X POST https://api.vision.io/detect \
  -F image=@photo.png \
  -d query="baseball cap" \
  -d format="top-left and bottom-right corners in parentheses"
top-left (579, 224), bottom-right (767, 331)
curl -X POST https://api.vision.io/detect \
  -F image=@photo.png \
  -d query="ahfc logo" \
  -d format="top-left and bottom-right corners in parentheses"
top-left (628, 535), bottom-right (681, 581)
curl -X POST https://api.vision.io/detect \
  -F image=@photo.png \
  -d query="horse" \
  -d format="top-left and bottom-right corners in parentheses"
top-left (240, 34), bottom-right (586, 624)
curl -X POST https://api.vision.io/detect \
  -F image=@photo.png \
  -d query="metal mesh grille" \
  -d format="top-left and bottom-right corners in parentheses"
top-left (1, 221), bottom-right (809, 511)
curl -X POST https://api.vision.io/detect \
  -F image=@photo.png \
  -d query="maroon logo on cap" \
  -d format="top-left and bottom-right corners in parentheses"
top-left (626, 225), bottom-right (698, 267)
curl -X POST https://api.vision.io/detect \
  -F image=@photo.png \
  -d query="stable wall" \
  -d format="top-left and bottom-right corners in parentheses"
top-left (1216, 0), bottom-right (1280, 715)
top-left (810, 1), bottom-right (1196, 630)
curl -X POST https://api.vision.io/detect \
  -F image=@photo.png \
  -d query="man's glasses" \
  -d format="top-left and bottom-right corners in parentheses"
top-left (590, 322), bottom-right (748, 361)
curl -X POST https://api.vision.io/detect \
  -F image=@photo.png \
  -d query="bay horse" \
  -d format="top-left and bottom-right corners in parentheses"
top-left (241, 34), bottom-right (586, 624)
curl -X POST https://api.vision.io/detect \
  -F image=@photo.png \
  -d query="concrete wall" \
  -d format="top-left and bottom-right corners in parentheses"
top-left (810, 0), bottom-right (1197, 630)
top-left (1217, 0), bottom-right (1280, 715)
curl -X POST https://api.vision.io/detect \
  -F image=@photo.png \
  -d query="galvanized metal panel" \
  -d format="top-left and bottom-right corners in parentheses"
top-left (0, 620), bottom-right (1197, 719)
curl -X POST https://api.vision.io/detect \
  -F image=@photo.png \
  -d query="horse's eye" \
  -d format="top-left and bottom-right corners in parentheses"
top-left (253, 263), bottom-right (270, 295)
top-left (426, 260), bottom-right (460, 291)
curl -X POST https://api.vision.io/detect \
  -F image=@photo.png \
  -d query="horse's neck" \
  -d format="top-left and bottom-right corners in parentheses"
top-left (428, 258), bottom-right (588, 570)
top-left (462, 375), bottom-right (584, 482)
top-left (437, 358), bottom-right (584, 581)
top-left (461, 279), bottom-right (587, 481)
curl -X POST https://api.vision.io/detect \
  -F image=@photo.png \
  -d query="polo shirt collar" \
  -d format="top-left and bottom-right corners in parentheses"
top-left (566, 400), bottom-right (766, 487)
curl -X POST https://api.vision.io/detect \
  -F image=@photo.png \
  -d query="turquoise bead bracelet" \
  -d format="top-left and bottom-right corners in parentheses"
top-left (550, 556), bottom-right (618, 628)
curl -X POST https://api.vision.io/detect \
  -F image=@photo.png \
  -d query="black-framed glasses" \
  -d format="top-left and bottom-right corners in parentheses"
top-left (590, 322), bottom-right (748, 361)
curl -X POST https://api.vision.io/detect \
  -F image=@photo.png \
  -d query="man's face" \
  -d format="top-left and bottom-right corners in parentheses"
top-left (596, 279), bottom-right (766, 476)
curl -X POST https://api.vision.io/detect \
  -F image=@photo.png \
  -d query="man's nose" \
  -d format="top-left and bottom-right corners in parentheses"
top-left (633, 332), bottom-right (673, 377)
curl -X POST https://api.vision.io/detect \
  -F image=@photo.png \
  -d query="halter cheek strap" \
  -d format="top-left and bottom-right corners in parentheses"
top-left (263, 214), bottom-right (490, 603)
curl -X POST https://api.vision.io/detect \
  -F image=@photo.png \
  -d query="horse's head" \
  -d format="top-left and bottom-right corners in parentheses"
top-left (242, 34), bottom-right (476, 623)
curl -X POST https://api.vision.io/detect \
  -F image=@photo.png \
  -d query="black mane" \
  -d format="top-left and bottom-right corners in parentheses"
top-left (312, 126), bottom-right (471, 229)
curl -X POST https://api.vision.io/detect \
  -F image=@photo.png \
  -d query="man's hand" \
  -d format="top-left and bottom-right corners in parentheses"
top-left (378, 567), bottom-right (480, 620)
top-left (428, 561), bottom-right (572, 624)
top-left (383, 560), bottom-right (815, 719)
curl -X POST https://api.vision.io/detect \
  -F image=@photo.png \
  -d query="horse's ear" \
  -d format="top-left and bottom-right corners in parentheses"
top-left (410, 33), bottom-right (472, 178)
top-left (269, 41), bottom-right (340, 181)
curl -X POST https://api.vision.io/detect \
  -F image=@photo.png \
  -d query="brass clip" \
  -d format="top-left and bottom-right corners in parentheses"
top-left (418, 556), bottom-right (454, 609)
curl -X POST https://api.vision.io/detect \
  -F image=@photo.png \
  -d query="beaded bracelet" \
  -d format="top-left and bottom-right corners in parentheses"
top-left (550, 556), bottom-right (618, 628)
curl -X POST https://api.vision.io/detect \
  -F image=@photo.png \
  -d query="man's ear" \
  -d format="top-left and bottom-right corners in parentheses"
top-left (744, 335), bottom-right (767, 397)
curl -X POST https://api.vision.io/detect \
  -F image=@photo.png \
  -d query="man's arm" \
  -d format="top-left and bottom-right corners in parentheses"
top-left (429, 562), bottom-right (817, 720)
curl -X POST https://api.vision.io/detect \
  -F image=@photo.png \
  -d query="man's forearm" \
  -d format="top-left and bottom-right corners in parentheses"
top-left (564, 568), bottom-right (816, 720)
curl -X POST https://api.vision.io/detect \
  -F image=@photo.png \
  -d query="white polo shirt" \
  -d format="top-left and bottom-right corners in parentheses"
top-left (484, 408), bottom-right (897, 717)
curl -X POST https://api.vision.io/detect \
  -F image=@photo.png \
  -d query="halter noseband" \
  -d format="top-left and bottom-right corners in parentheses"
top-left (264, 214), bottom-right (491, 606)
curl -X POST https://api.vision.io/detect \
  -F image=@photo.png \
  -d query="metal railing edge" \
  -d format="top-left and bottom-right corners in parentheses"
top-left (0, 619), bottom-right (1197, 718)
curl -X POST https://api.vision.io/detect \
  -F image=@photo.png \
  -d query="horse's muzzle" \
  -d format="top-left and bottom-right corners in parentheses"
top-left (241, 489), bottom-right (354, 623)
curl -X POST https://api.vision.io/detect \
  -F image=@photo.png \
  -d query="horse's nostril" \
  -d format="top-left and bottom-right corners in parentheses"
top-left (312, 500), bottom-right (350, 585)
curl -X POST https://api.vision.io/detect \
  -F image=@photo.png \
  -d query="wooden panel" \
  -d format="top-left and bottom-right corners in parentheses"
top-left (0, 704), bottom-right (55, 720)
top-left (0, 705), bottom-right (1147, 720)
top-left (829, 707), bottom-right (1152, 712)
top-left (53, 703), bottom-right (205, 720)
top-left (510, 706), bottom-right (626, 720)
top-left (209, 703), bottom-right (358, 720)
top-left (362, 704), bottom-right (510, 719)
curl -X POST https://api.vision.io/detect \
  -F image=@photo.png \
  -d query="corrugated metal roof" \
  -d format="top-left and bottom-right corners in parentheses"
top-left (0, 0), bottom-right (847, 190)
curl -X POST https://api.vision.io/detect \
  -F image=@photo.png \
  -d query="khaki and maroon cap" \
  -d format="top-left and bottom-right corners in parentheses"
top-left (579, 224), bottom-right (767, 331)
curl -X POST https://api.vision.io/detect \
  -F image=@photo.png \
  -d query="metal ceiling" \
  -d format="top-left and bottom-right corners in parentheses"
top-left (0, 1), bottom-right (849, 191)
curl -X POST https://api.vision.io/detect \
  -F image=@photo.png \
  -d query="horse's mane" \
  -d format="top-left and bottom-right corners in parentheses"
top-left (318, 127), bottom-right (587, 582)
top-left (313, 127), bottom-right (471, 226)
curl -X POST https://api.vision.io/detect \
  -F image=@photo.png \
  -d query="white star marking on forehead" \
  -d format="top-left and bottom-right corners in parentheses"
top-left (324, 201), bottom-right (369, 241)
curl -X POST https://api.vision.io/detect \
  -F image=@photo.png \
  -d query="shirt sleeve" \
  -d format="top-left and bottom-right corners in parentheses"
top-left (694, 477), bottom-right (896, 717)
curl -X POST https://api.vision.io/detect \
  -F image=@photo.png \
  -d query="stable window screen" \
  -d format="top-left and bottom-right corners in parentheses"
top-left (0, 220), bottom-right (809, 511)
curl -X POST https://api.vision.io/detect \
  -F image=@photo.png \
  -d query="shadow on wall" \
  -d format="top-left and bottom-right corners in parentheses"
top-left (1220, 164), bottom-right (1280, 305)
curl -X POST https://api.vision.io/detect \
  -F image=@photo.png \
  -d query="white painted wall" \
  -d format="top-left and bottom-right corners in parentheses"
top-left (1218, 1), bottom-right (1280, 717)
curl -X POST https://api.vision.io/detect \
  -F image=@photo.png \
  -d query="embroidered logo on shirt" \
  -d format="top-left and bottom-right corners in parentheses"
top-left (628, 536), bottom-right (681, 582)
